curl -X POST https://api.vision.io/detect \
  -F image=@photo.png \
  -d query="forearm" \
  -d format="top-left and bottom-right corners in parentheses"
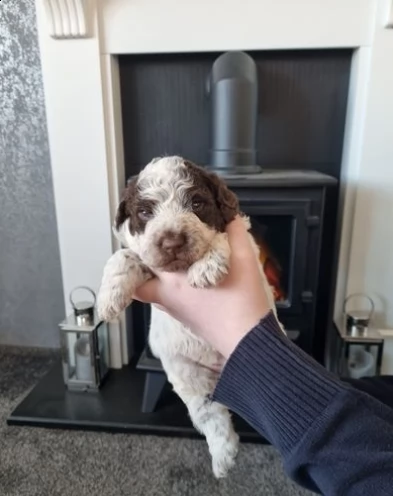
top-left (213, 311), bottom-right (393, 495)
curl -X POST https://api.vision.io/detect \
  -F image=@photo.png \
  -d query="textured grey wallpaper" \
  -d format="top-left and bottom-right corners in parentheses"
top-left (0, 1), bottom-right (64, 347)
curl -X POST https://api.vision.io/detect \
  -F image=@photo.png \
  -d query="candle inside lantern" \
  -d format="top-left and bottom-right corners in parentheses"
top-left (59, 286), bottom-right (110, 391)
top-left (74, 335), bottom-right (92, 382)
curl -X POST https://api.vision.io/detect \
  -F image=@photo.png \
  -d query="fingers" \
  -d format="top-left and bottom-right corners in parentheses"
top-left (226, 216), bottom-right (253, 250)
top-left (133, 277), bottom-right (160, 304)
top-left (133, 278), bottom-right (168, 313)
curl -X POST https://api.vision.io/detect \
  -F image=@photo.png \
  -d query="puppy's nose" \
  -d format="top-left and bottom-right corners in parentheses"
top-left (161, 232), bottom-right (186, 252)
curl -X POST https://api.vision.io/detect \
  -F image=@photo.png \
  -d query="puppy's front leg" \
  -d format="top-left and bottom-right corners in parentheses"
top-left (161, 355), bottom-right (239, 478)
top-left (97, 249), bottom-right (152, 321)
top-left (187, 232), bottom-right (230, 288)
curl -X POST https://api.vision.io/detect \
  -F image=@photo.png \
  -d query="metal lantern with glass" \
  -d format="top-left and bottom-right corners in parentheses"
top-left (334, 293), bottom-right (384, 379)
top-left (59, 286), bottom-right (110, 391)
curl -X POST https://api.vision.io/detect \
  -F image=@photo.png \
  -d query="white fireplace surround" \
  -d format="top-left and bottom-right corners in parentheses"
top-left (35, 0), bottom-right (393, 368)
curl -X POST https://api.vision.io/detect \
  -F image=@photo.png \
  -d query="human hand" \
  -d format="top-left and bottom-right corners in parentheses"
top-left (134, 216), bottom-right (272, 358)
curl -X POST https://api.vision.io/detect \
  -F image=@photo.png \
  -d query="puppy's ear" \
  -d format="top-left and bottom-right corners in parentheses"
top-left (114, 176), bottom-right (138, 236)
top-left (205, 171), bottom-right (240, 225)
top-left (184, 160), bottom-right (240, 226)
top-left (115, 197), bottom-right (128, 231)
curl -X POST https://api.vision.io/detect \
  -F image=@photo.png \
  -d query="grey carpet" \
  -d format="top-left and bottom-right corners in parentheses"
top-left (0, 346), bottom-right (312, 496)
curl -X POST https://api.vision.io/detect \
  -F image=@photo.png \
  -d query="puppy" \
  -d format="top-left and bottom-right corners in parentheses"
top-left (97, 156), bottom-right (284, 478)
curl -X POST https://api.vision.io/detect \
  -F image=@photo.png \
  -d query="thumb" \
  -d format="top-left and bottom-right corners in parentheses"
top-left (226, 216), bottom-right (256, 259)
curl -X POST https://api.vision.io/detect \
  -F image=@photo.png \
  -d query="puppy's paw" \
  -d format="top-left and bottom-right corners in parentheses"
top-left (97, 249), bottom-right (151, 321)
top-left (187, 234), bottom-right (230, 288)
top-left (97, 286), bottom-right (133, 322)
top-left (187, 255), bottom-right (229, 288)
top-left (210, 431), bottom-right (239, 479)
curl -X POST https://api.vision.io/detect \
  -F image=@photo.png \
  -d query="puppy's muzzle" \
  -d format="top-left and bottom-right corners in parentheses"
top-left (158, 230), bottom-right (187, 258)
top-left (157, 231), bottom-right (187, 261)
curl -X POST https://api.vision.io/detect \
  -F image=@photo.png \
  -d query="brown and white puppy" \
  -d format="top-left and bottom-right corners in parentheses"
top-left (97, 156), bottom-right (283, 478)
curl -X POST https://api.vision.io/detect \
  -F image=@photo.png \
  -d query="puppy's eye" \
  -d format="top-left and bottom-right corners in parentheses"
top-left (192, 199), bottom-right (205, 210)
top-left (137, 208), bottom-right (153, 221)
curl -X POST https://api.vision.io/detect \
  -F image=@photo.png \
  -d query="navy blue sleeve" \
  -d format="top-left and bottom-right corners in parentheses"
top-left (212, 311), bottom-right (393, 495)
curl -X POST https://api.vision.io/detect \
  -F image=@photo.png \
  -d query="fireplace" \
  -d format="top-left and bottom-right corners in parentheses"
top-left (31, 0), bottom-right (376, 366)
top-left (9, 0), bottom-right (387, 437)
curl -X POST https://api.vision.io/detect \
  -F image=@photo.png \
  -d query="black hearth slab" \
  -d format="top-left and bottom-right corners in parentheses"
top-left (7, 360), bottom-right (266, 444)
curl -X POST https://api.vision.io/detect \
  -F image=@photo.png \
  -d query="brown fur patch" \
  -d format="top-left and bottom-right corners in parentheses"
top-left (183, 160), bottom-right (240, 232)
top-left (115, 176), bottom-right (156, 234)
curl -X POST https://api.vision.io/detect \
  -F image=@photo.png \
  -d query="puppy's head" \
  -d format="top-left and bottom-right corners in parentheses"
top-left (114, 156), bottom-right (239, 271)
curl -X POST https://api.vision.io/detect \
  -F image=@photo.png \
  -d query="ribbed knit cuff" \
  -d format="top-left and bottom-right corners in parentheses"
top-left (212, 311), bottom-right (347, 453)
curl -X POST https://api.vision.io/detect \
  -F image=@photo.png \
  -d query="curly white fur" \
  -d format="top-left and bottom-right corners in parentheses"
top-left (97, 156), bottom-right (284, 478)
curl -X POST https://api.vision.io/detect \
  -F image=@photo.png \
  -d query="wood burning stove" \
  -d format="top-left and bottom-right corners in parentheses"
top-left (134, 169), bottom-right (337, 413)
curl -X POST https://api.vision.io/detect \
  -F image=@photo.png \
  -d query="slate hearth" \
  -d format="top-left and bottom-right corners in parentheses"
top-left (7, 359), bottom-right (262, 442)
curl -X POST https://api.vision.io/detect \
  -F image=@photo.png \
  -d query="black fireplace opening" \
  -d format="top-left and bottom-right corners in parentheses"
top-left (119, 47), bottom-right (352, 367)
top-left (250, 215), bottom-right (293, 305)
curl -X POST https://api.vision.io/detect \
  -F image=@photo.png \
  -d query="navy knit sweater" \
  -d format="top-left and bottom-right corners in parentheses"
top-left (212, 311), bottom-right (393, 495)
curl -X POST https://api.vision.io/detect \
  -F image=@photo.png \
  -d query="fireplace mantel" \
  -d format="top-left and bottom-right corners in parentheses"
top-left (99, 0), bottom-right (373, 54)
top-left (34, 0), bottom-right (393, 366)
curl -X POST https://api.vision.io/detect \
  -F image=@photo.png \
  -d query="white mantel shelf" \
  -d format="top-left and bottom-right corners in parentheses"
top-left (100, 0), bottom-right (374, 54)
top-left (35, 0), bottom-right (393, 368)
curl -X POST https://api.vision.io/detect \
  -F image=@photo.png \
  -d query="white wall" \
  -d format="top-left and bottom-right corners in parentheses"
top-left (342, 1), bottom-right (393, 372)
top-left (346, 1), bottom-right (393, 329)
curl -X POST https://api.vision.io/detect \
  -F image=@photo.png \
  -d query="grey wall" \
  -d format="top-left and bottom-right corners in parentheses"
top-left (0, 1), bottom-right (64, 347)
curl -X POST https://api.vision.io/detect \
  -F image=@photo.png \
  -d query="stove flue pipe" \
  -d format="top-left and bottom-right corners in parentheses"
top-left (207, 51), bottom-right (260, 174)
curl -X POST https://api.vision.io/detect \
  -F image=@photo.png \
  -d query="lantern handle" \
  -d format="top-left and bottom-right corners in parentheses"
top-left (69, 286), bottom-right (96, 310)
top-left (343, 292), bottom-right (374, 319)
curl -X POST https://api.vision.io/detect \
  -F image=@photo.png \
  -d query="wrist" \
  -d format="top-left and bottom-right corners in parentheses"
top-left (217, 310), bottom-right (270, 358)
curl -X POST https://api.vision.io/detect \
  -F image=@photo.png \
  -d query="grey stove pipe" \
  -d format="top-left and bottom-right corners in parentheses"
top-left (207, 51), bottom-right (261, 174)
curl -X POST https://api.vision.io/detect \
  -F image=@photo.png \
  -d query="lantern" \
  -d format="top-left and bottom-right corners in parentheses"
top-left (334, 293), bottom-right (384, 379)
top-left (59, 286), bottom-right (110, 391)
